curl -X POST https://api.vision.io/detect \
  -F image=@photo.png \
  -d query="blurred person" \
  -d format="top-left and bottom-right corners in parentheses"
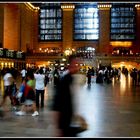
top-left (96, 67), bottom-right (104, 83)
top-left (91, 67), bottom-right (95, 76)
top-left (117, 68), bottom-right (121, 81)
top-left (0, 68), bottom-right (14, 111)
top-left (16, 79), bottom-right (26, 104)
top-left (59, 69), bottom-right (65, 80)
top-left (53, 67), bottom-right (60, 86)
top-left (48, 69), bottom-right (53, 83)
top-left (11, 81), bottom-right (20, 111)
top-left (45, 73), bottom-right (49, 87)
top-left (43, 67), bottom-right (46, 74)
top-left (34, 68), bottom-right (45, 108)
top-left (21, 67), bottom-right (27, 82)
top-left (138, 70), bottom-right (140, 86)
top-left (15, 71), bottom-right (39, 117)
top-left (86, 68), bottom-right (92, 86)
top-left (131, 68), bottom-right (137, 86)
top-left (51, 55), bottom-right (80, 137)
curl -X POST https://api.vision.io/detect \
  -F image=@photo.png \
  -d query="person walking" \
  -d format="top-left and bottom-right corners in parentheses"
top-left (34, 68), bottom-right (45, 108)
top-left (0, 68), bottom-right (14, 111)
top-left (131, 68), bottom-right (137, 86)
top-left (86, 68), bottom-right (92, 86)
top-left (51, 55), bottom-right (80, 137)
top-left (53, 67), bottom-right (60, 86)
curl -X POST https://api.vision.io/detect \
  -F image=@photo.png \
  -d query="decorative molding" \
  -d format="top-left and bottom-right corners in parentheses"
top-left (98, 4), bottom-right (112, 10)
top-left (135, 4), bottom-right (140, 10)
top-left (24, 2), bottom-right (40, 12)
top-left (61, 4), bottom-right (75, 11)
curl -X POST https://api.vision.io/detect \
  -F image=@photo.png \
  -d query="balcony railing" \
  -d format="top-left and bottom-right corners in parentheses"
top-left (26, 52), bottom-right (140, 61)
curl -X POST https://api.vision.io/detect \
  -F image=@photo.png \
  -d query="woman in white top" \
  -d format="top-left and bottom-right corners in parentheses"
top-left (0, 68), bottom-right (13, 108)
top-left (34, 68), bottom-right (45, 108)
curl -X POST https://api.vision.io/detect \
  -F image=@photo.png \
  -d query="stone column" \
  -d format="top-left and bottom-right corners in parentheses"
top-left (61, 4), bottom-right (75, 53)
top-left (98, 5), bottom-right (111, 55)
top-left (135, 5), bottom-right (140, 53)
top-left (0, 4), bottom-right (4, 48)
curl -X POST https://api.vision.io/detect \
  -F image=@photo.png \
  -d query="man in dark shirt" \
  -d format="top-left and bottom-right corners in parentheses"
top-left (51, 55), bottom-right (80, 137)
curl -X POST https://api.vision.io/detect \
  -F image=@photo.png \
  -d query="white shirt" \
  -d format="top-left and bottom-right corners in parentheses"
top-left (43, 67), bottom-right (46, 74)
top-left (99, 70), bottom-right (104, 74)
top-left (21, 69), bottom-right (26, 77)
top-left (3, 73), bottom-right (13, 86)
top-left (34, 73), bottom-right (45, 90)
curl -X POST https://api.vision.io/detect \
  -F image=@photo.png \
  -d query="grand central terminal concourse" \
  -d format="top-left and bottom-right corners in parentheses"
top-left (1, 2), bottom-right (140, 137)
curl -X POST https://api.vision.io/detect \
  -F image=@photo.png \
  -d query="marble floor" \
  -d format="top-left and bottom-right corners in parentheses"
top-left (1, 74), bottom-right (140, 138)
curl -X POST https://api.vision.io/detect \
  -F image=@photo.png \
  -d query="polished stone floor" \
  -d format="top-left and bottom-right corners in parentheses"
top-left (1, 74), bottom-right (140, 137)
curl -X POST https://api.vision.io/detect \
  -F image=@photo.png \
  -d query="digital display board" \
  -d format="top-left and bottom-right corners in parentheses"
top-left (0, 49), bottom-right (4, 57)
top-left (16, 51), bottom-right (25, 59)
top-left (0, 49), bottom-right (25, 60)
top-left (6, 50), bottom-right (15, 58)
top-left (16, 52), bottom-right (22, 59)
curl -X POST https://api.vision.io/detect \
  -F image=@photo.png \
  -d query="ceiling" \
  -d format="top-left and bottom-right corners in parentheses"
top-left (31, 3), bottom-right (42, 7)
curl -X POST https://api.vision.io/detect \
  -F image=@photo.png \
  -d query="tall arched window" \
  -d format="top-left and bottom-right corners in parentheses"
top-left (39, 3), bottom-right (62, 41)
top-left (110, 3), bottom-right (136, 40)
top-left (74, 3), bottom-right (99, 40)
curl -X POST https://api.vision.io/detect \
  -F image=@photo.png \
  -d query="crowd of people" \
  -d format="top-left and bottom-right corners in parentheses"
top-left (1, 57), bottom-right (140, 137)
top-left (86, 66), bottom-right (140, 87)
top-left (0, 64), bottom-right (140, 113)
top-left (130, 68), bottom-right (140, 86)
top-left (0, 56), bottom-right (86, 137)
top-left (86, 66), bottom-right (121, 85)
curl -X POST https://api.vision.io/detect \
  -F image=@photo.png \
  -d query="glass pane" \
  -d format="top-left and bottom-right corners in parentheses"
top-left (110, 4), bottom-right (136, 40)
top-left (40, 9), bottom-right (46, 17)
top-left (39, 5), bottom-right (62, 41)
top-left (74, 4), bottom-right (99, 40)
top-left (41, 35), bottom-right (44, 40)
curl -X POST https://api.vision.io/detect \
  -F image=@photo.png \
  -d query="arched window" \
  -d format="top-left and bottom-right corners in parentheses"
top-left (110, 3), bottom-right (136, 40)
top-left (74, 3), bottom-right (99, 40)
top-left (39, 3), bottom-right (62, 41)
